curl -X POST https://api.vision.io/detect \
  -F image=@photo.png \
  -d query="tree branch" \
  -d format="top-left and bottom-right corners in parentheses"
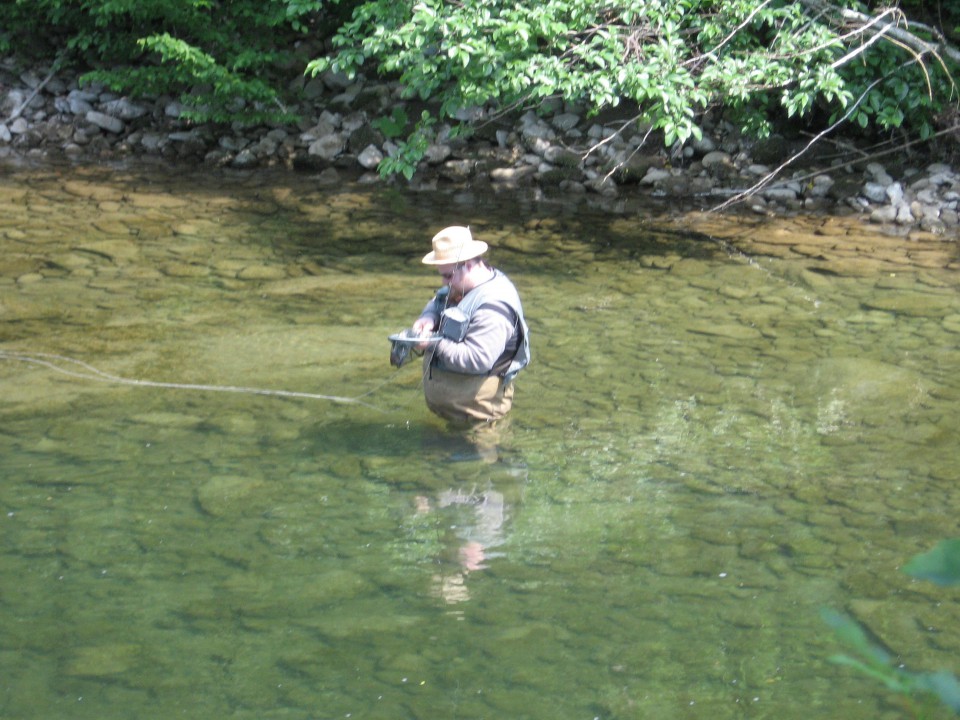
top-left (800, 0), bottom-right (960, 66)
top-left (4, 60), bottom-right (62, 124)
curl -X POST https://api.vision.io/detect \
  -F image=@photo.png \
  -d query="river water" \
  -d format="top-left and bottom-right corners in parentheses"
top-left (1, 158), bottom-right (958, 720)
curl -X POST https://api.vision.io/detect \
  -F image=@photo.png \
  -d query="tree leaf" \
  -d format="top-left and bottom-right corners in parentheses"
top-left (820, 608), bottom-right (892, 667)
top-left (911, 670), bottom-right (960, 712)
top-left (903, 539), bottom-right (960, 586)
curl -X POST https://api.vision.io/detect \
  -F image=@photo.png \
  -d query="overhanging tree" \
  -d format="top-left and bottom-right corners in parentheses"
top-left (1, 0), bottom-right (957, 185)
top-left (308, 0), bottom-right (960, 179)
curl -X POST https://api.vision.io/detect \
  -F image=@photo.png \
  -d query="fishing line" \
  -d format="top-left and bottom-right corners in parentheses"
top-left (0, 350), bottom-right (403, 411)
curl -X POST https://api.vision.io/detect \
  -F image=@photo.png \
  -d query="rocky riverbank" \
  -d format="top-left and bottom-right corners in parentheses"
top-left (2, 56), bottom-right (960, 241)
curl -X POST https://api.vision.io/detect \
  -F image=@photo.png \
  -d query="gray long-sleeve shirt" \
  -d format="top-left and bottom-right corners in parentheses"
top-left (419, 301), bottom-right (517, 375)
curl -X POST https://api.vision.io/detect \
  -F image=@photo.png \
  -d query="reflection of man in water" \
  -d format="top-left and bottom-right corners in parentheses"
top-left (411, 226), bottom-right (530, 427)
top-left (415, 485), bottom-right (509, 604)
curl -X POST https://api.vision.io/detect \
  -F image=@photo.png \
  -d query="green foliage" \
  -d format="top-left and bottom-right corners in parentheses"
top-left (824, 540), bottom-right (960, 716)
top-left (310, 0), bottom-right (959, 177)
top-left (0, 0), bottom-right (334, 126)
top-left (834, 31), bottom-right (948, 141)
top-left (903, 539), bottom-right (960, 587)
top-left (1, 0), bottom-right (957, 176)
top-left (378, 111), bottom-right (436, 180)
top-left (371, 107), bottom-right (410, 139)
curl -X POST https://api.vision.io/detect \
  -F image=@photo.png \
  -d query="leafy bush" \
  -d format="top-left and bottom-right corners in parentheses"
top-left (0, 0), bottom-right (343, 126)
top-left (308, 0), bottom-right (959, 176)
top-left (1, 0), bottom-right (957, 176)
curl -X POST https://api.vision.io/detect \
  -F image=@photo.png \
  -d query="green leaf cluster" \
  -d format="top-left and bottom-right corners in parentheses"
top-left (308, 0), bottom-right (958, 175)
top-left (824, 539), bottom-right (960, 716)
top-left (0, 0), bottom-right (345, 126)
top-left (1, 0), bottom-right (957, 176)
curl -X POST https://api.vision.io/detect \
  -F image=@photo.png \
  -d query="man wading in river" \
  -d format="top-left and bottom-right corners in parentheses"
top-left (409, 226), bottom-right (530, 430)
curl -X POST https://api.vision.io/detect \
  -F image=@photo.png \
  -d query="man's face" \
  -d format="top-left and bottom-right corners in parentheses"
top-left (438, 263), bottom-right (466, 297)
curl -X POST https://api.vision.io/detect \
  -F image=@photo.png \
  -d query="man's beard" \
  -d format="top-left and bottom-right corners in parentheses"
top-left (448, 285), bottom-right (465, 303)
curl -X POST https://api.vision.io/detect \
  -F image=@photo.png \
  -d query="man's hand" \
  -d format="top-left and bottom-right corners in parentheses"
top-left (412, 316), bottom-right (437, 351)
top-left (412, 316), bottom-right (435, 335)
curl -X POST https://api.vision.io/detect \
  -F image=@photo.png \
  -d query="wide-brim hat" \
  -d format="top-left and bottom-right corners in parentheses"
top-left (422, 226), bottom-right (488, 265)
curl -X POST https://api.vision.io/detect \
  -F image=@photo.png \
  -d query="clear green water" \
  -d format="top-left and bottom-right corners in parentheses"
top-left (1, 160), bottom-right (958, 719)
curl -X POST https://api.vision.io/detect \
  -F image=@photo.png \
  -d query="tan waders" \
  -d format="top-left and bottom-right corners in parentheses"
top-left (423, 361), bottom-right (514, 424)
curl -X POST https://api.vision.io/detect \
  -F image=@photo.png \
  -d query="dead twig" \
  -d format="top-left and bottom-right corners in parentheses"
top-left (4, 54), bottom-right (67, 125)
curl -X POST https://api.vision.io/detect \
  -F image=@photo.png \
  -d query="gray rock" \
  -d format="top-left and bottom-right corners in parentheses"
top-left (300, 119), bottom-right (339, 144)
top-left (763, 187), bottom-right (799, 202)
top-left (2, 89), bottom-right (26, 115)
top-left (920, 217), bottom-right (947, 234)
top-left (164, 101), bottom-right (185, 118)
top-left (254, 136), bottom-right (279, 157)
top-left (870, 205), bottom-right (898, 223)
top-left (230, 148), bottom-right (258, 168)
top-left (861, 182), bottom-right (888, 204)
top-left (321, 70), bottom-right (354, 91)
top-left (641, 167), bottom-right (673, 185)
top-left (357, 144), bottom-right (383, 169)
top-left (423, 143), bottom-right (451, 164)
top-left (85, 110), bottom-right (124, 133)
top-left (340, 111), bottom-right (367, 134)
top-left (895, 204), bottom-right (915, 224)
top-left (307, 133), bottom-right (345, 160)
top-left (490, 165), bottom-right (537, 184)
top-left (302, 76), bottom-right (327, 99)
top-left (101, 97), bottom-right (148, 120)
top-left (69, 88), bottom-right (99, 103)
top-left (701, 150), bottom-right (734, 178)
top-left (559, 179), bottom-right (587, 194)
top-left (585, 175), bottom-right (619, 197)
top-left (689, 135), bottom-right (717, 155)
top-left (551, 112), bottom-right (581, 132)
top-left (865, 162), bottom-right (893, 185)
top-left (168, 130), bottom-right (202, 143)
top-left (609, 154), bottom-right (662, 184)
top-left (885, 182), bottom-right (905, 205)
top-left (520, 119), bottom-right (555, 145)
top-left (140, 133), bottom-right (165, 152)
top-left (453, 105), bottom-right (486, 122)
top-left (586, 123), bottom-right (614, 140)
top-left (439, 159), bottom-right (475, 181)
top-left (543, 145), bottom-right (582, 167)
top-left (218, 135), bottom-right (248, 152)
top-left (806, 176), bottom-right (834, 198)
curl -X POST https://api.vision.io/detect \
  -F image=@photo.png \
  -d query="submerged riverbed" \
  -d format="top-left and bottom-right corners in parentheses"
top-left (1, 158), bottom-right (958, 720)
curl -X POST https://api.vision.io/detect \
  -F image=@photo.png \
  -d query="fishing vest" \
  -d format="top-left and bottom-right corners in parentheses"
top-left (429, 269), bottom-right (531, 384)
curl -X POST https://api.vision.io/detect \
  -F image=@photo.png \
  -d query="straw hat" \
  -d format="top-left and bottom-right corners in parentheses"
top-left (422, 226), bottom-right (488, 265)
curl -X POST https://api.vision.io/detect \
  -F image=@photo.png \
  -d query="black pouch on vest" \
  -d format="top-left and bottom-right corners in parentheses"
top-left (439, 307), bottom-right (469, 342)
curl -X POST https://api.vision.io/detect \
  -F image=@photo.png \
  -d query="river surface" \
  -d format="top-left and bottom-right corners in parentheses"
top-left (1, 158), bottom-right (958, 720)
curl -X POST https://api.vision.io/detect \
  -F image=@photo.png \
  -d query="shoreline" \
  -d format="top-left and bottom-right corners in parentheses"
top-left (3, 56), bottom-right (960, 256)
